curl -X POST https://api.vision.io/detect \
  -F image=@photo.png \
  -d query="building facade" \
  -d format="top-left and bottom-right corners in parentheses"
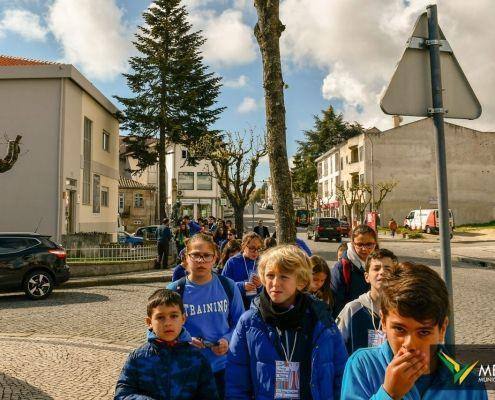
top-left (316, 118), bottom-right (495, 226)
top-left (118, 177), bottom-right (156, 233)
top-left (0, 56), bottom-right (120, 241)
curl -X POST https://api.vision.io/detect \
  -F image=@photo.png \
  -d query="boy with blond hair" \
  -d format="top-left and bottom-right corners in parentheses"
top-left (226, 245), bottom-right (348, 399)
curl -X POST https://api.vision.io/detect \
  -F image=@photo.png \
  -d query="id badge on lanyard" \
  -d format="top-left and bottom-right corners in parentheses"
top-left (368, 329), bottom-right (386, 347)
top-left (274, 331), bottom-right (300, 399)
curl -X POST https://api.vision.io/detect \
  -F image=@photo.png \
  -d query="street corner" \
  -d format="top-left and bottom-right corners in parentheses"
top-left (427, 247), bottom-right (495, 269)
top-left (0, 334), bottom-right (134, 400)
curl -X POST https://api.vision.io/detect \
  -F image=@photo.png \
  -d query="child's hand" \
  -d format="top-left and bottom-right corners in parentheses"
top-left (383, 347), bottom-right (428, 399)
top-left (211, 338), bottom-right (229, 356)
top-left (191, 337), bottom-right (205, 349)
top-left (244, 282), bottom-right (257, 292)
top-left (251, 275), bottom-right (262, 288)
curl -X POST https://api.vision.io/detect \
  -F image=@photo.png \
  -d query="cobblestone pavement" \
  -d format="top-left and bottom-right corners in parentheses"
top-left (1, 233), bottom-right (495, 398)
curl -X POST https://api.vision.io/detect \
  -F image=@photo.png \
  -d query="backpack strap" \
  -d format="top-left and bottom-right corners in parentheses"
top-left (217, 274), bottom-right (234, 305)
top-left (169, 276), bottom-right (187, 298)
top-left (169, 275), bottom-right (234, 305)
top-left (341, 258), bottom-right (352, 295)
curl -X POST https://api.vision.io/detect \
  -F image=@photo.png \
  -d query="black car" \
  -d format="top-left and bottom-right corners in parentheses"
top-left (307, 217), bottom-right (342, 242)
top-left (0, 233), bottom-right (70, 299)
top-left (135, 225), bottom-right (159, 241)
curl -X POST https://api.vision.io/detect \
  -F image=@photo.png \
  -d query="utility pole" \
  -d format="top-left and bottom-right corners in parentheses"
top-left (427, 4), bottom-right (455, 344)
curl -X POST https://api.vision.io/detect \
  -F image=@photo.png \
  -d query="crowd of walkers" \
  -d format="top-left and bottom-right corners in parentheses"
top-left (114, 217), bottom-right (488, 400)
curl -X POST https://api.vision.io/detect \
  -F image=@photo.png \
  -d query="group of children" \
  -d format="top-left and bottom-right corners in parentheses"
top-left (115, 225), bottom-right (488, 400)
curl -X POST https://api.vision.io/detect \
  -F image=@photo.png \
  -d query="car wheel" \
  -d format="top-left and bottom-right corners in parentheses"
top-left (426, 226), bottom-right (431, 234)
top-left (23, 270), bottom-right (54, 300)
top-left (314, 235), bottom-right (319, 242)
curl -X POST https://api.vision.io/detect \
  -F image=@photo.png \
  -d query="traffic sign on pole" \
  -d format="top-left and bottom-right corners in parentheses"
top-left (380, 12), bottom-right (481, 119)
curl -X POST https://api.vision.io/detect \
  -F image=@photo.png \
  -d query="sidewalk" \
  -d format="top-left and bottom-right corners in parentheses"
top-left (428, 245), bottom-right (495, 269)
top-left (62, 268), bottom-right (173, 289)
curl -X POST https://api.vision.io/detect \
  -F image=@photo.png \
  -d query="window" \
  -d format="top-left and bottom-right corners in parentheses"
top-left (178, 172), bottom-right (194, 190)
top-left (340, 157), bottom-right (343, 170)
top-left (350, 147), bottom-right (359, 163)
top-left (318, 163), bottom-right (322, 179)
top-left (334, 156), bottom-right (338, 172)
top-left (182, 149), bottom-right (188, 159)
top-left (318, 183), bottom-right (323, 197)
top-left (102, 131), bottom-right (110, 152)
top-left (322, 161), bottom-right (327, 177)
top-left (93, 174), bottom-right (100, 213)
top-left (119, 193), bottom-right (125, 212)
top-left (197, 172), bottom-right (212, 190)
top-left (101, 186), bottom-right (109, 207)
top-left (358, 146), bottom-right (364, 162)
top-left (0, 238), bottom-right (32, 254)
top-left (359, 174), bottom-right (364, 184)
top-left (82, 117), bottom-right (92, 204)
top-left (323, 181), bottom-right (328, 197)
top-left (134, 193), bottom-right (144, 208)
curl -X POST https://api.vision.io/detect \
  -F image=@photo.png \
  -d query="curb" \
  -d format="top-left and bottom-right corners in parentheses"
top-left (427, 249), bottom-right (495, 269)
top-left (61, 271), bottom-right (173, 289)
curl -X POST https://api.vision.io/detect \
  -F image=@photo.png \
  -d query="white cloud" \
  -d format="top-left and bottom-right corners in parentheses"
top-left (280, 0), bottom-right (495, 131)
top-left (47, 0), bottom-right (132, 80)
top-left (237, 97), bottom-right (257, 114)
top-left (188, 8), bottom-right (256, 67)
top-left (224, 74), bottom-right (248, 88)
top-left (0, 9), bottom-right (48, 41)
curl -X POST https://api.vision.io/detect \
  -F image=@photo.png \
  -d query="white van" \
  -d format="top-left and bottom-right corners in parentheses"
top-left (403, 209), bottom-right (454, 234)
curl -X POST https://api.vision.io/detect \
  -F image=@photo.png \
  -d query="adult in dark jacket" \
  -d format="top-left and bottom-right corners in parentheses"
top-left (115, 328), bottom-right (218, 400)
top-left (156, 218), bottom-right (172, 269)
top-left (253, 220), bottom-right (270, 239)
top-left (330, 225), bottom-right (377, 318)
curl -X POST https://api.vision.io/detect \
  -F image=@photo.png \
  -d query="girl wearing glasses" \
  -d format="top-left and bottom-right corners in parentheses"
top-left (330, 224), bottom-right (378, 318)
top-left (222, 232), bottom-right (264, 310)
top-left (167, 233), bottom-right (244, 398)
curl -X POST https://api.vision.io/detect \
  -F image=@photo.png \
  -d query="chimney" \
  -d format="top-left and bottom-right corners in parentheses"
top-left (392, 115), bottom-right (403, 128)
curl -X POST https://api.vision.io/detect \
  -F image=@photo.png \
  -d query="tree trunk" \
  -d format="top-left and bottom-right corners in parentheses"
top-left (233, 205), bottom-right (245, 234)
top-left (0, 135), bottom-right (22, 173)
top-left (159, 126), bottom-right (167, 221)
top-left (254, 0), bottom-right (295, 244)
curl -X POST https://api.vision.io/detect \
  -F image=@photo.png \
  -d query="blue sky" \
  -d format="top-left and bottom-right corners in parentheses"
top-left (1, 0), bottom-right (494, 181)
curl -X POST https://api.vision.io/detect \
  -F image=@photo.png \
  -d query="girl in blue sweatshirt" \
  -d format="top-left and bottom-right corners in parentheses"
top-left (167, 234), bottom-right (244, 399)
top-left (222, 232), bottom-right (263, 309)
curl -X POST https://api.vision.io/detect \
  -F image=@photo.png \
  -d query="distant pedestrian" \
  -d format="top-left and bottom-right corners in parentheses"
top-left (216, 239), bottom-right (242, 274)
top-left (253, 220), bottom-right (270, 239)
top-left (337, 243), bottom-right (347, 261)
top-left (309, 255), bottom-right (334, 309)
top-left (263, 236), bottom-right (277, 250)
top-left (174, 222), bottom-right (189, 254)
top-left (156, 218), bottom-right (172, 269)
top-left (172, 250), bottom-right (188, 282)
top-left (219, 228), bottom-right (237, 252)
top-left (183, 215), bottom-right (201, 236)
top-left (114, 289), bottom-right (219, 400)
top-left (388, 218), bottom-right (398, 237)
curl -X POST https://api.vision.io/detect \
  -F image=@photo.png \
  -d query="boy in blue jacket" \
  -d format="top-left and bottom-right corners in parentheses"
top-left (114, 289), bottom-right (219, 400)
top-left (226, 245), bottom-right (348, 399)
top-left (341, 262), bottom-right (487, 400)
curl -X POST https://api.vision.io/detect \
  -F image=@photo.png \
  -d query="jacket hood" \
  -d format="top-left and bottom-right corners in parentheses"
top-left (357, 292), bottom-right (381, 317)
top-left (346, 242), bottom-right (366, 270)
top-left (147, 327), bottom-right (192, 344)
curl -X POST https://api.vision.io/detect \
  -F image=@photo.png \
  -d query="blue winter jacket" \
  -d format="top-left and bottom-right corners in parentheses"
top-left (225, 294), bottom-right (348, 399)
top-left (341, 341), bottom-right (487, 399)
top-left (114, 329), bottom-right (219, 400)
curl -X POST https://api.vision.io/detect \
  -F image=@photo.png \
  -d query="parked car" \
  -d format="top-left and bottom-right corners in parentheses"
top-left (307, 217), bottom-right (342, 242)
top-left (403, 208), bottom-right (454, 234)
top-left (295, 209), bottom-right (310, 227)
top-left (118, 231), bottom-right (144, 247)
top-left (0, 233), bottom-right (70, 299)
top-left (338, 219), bottom-right (351, 237)
top-left (135, 225), bottom-right (159, 241)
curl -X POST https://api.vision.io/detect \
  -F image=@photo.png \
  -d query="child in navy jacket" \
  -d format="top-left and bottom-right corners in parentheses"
top-left (114, 289), bottom-right (218, 400)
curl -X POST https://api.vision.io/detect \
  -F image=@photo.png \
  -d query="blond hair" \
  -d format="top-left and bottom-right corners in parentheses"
top-left (258, 245), bottom-right (312, 290)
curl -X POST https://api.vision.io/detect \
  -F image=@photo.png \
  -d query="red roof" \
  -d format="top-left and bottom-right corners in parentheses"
top-left (0, 55), bottom-right (58, 66)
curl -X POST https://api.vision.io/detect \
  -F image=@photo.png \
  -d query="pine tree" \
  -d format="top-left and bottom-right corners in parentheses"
top-left (115, 0), bottom-right (225, 220)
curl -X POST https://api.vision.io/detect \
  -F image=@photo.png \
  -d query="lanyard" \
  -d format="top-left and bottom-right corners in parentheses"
top-left (368, 293), bottom-right (382, 331)
top-left (277, 329), bottom-right (298, 363)
top-left (243, 256), bottom-right (254, 279)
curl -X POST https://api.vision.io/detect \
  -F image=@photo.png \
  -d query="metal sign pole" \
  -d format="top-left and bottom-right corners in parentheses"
top-left (427, 4), bottom-right (455, 345)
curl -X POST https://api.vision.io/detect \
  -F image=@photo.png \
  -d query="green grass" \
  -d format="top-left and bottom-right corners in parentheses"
top-left (455, 220), bottom-right (495, 232)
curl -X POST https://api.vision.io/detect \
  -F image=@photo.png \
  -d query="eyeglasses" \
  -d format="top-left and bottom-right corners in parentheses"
top-left (353, 242), bottom-right (376, 249)
top-left (188, 253), bottom-right (215, 262)
top-left (247, 246), bottom-right (262, 252)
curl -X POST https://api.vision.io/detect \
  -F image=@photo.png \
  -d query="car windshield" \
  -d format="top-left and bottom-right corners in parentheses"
top-left (319, 218), bottom-right (339, 227)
